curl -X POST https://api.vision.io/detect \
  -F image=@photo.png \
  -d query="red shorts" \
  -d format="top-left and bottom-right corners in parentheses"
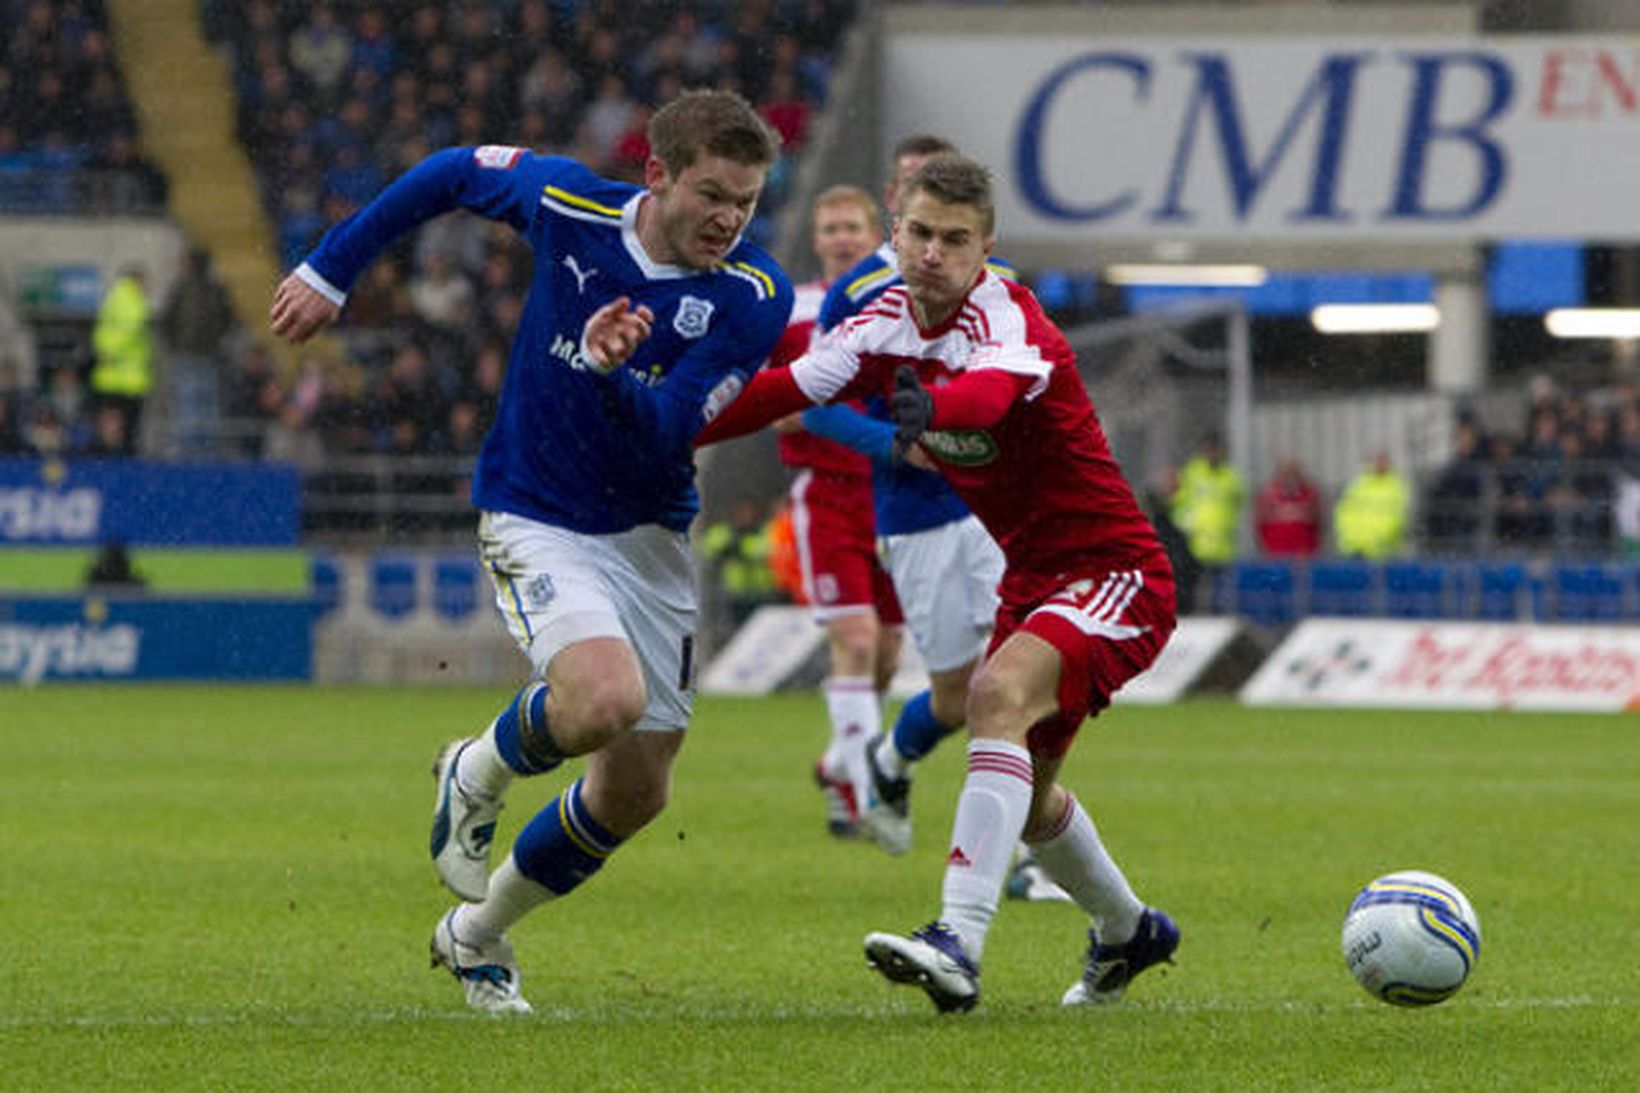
top-left (988, 562), bottom-right (1176, 758)
top-left (789, 468), bottom-right (904, 624)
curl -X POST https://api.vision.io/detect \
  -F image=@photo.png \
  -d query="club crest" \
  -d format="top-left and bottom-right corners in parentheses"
top-left (524, 573), bottom-right (556, 608)
top-left (673, 295), bottom-right (714, 339)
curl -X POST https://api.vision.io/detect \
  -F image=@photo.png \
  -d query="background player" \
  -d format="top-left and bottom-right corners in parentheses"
top-left (696, 154), bottom-right (1178, 1013)
top-left (270, 91), bottom-right (790, 1015)
top-left (766, 184), bottom-right (902, 837)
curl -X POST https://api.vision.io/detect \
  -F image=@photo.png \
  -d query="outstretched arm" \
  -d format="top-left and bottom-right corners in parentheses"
top-left (694, 367), bottom-right (814, 447)
top-left (270, 146), bottom-right (543, 344)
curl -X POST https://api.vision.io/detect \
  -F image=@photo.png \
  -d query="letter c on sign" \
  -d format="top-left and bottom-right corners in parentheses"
top-left (1015, 52), bottom-right (1149, 222)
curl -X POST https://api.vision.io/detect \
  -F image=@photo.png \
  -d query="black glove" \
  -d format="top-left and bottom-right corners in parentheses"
top-left (889, 364), bottom-right (933, 464)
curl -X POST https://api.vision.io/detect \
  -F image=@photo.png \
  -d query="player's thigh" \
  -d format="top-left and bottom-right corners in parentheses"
top-left (1016, 564), bottom-right (1176, 754)
top-left (884, 517), bottom-right (1001, 672)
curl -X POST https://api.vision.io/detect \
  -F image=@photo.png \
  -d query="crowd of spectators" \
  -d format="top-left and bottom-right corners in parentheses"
top-left (0, 0), bottom-right (168, 215)
top-left (207, 0), bottom-right (854, 465)
top-left (1424, 377), bottom-right (1640, 557)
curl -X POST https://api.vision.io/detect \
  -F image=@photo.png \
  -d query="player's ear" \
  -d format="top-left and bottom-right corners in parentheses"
top-left (644, 155), bottom-right (669, 194)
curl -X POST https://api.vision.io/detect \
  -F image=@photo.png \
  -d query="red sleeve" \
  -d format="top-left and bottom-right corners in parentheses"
top-left (929, 369), bottom-right (1034, 430)
top-left (694, 367), bottom-right (813, 448)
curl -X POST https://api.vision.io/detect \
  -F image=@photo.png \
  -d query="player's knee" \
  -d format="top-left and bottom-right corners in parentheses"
top-left (965, 667), bottom-right (1032, 737)
top-left (560, 675), bottom-right (647, 743)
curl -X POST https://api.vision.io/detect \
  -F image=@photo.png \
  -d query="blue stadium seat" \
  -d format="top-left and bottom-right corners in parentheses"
top-left (369, 555), bottom-right (419, 620)
top-left (1382, 561), bottom-right (1452, 619)
top-left (1473, 561), bottom-right (1531, 621)
top-left (1307, 560), bottom-right (1376, 616)
top-left (310, 554), bottom-right (342, 620)
top-left (432, 556), bottom-right (481, 622)
top-left (1548, 562), bottom-right (1626, 622)
top-left (1231, 561), bottom-right (1297, 627)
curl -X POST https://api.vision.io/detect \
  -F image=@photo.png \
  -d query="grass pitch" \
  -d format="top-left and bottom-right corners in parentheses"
top-left (1, 688), bottom-right (1634, 1091)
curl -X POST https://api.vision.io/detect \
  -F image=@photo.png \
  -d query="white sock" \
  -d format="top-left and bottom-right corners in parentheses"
top-left (823, 676), bottom-right (880, 808)
top-left (455, 854), bottom-right (554, 942)
top-left (1028, 792), bottom-right (1143, 943)
top-left (455, 721), bottom-right (515, 799)
top-left (940, 739), bottom-right (1033, 963)
top-left (874, 734), bottom-right (909, 781)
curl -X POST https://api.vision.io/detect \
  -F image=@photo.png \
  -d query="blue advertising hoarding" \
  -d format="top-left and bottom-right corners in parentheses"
top-left (0, 459), bottom-right (301, 546)
top-left (0, 597), bottom-right (315, 683)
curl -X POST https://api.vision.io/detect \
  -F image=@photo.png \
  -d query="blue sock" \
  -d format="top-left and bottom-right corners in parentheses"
top-left (891, 690), bottom-right (958, 762)
top-left (512, 778), bottom-right (623, 896)
top-left (492, 682), bottom-right (566, 775)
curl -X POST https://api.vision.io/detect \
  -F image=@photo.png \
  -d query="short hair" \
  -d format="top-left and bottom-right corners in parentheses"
top-left (900, 153), bottom-right (995, 235)
top-left (891, 134), bottom-right (958, 164)
top-left (812, 184), bottom-right (881, 233)
top-left (648, 89), bottom-right (780, 175)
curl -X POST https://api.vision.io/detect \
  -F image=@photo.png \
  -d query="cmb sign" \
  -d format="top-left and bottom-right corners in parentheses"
top-left (884, 35), bottom-right (1640, 241)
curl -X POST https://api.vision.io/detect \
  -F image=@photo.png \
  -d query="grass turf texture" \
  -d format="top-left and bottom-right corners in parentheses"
top-left (1, 689), bottom-right (1634, 1091)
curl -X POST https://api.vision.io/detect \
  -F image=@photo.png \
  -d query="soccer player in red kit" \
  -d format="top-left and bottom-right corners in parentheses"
top-left (696, 154), bottom-right (1180, 1013)
top-left (769, 185), bottom-right (904, 839)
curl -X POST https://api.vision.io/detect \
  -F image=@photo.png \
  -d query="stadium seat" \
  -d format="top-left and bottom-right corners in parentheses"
top-left (310, 554), bottom-right (342, 620)
top-left (1231, 561), bottom-right (1297, 627)
top-left (1472, 561), bottom-right (1531, 621)
top-left (1306, 560), bottom-right (1376, 617)
top-left (1547, 562), bottom-right (1626, 622)
top-left (369, 555), bottom-right (420, 620)
top-left (432, 556), bottom-right (481, 622)
top-left (1382, 561), bottom-right (1452, 619)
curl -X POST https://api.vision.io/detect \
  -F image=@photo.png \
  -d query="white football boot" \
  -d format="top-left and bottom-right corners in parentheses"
top-left (430, 739), bottom-right (502, 902)
top-left (430, 909), bottom-right (531, 1014)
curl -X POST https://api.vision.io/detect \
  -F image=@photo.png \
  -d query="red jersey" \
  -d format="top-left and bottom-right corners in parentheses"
top-left (772, 280), bottom-right (871, 477)
top-left (792, 271), bottom-right (1165, 608)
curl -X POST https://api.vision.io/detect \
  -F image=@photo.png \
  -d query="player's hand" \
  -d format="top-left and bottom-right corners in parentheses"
top-left (583, 296), bottom-right (655, 373)
top-left (889, 364), bottom-right (934, 464)
top-left (269, 273), bottom-right (341, 343)
top-left (902, 443), bottom-right (936, 471)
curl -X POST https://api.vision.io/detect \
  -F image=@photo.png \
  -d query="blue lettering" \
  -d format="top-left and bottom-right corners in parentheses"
top-left (1155, 52), bottom-right (1368, 224)
top-left (1014, 52), bottom-right (1149, 221)
top-left (1385, 52), bottom-right (1513, 220)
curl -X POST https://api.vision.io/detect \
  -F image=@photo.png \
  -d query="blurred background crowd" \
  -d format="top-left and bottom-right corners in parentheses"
top-left (3, 0), bottom-right (1639, 576)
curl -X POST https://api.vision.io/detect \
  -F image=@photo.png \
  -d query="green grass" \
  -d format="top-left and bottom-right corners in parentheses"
top-left (0, 548), bottom-right (310, 592)
top-left (0, 689), bottom-right (1635, 1090)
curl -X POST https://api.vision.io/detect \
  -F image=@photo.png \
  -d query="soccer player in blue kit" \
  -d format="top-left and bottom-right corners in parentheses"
top-left (270, 90), bottom-right (790, 1014)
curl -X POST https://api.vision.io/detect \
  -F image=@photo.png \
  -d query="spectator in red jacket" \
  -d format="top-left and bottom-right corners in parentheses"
top-left (1255, 457), bottom-right (1323, 557)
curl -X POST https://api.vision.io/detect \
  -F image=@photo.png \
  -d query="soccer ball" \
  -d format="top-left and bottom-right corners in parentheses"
top-left (1341, 870), bottom-right (1481, 1006)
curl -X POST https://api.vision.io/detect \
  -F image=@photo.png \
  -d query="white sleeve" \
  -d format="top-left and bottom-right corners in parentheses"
top-left (295, 262), bottom-right (347, 307)
top-left (967, 340), bottom-right (1052, 401)
top-left (789, 328), bottom-right (863, 404)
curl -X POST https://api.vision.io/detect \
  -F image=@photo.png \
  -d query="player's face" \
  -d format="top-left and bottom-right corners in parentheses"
top-left (646, 153), bottom-right (766, 270)
top-left (893, 190), bottom-right (993, 326)
top-left (812, 201), bottom-right (880, 282)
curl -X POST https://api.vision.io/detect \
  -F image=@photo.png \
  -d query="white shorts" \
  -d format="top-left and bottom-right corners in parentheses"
top-left (880, 514), bottom-right (1003, 673)
top-left (477, 511), bottom-right (697, 732)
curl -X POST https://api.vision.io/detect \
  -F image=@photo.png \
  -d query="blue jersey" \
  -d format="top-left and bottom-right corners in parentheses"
top-left (300, 146), bottom-right (792, 534)
top-left (808, 244), bottom-right (1015, 536)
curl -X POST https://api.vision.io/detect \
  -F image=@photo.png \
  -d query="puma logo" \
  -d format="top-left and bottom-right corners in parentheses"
top-left (563, 254), bottom-right (597, 292)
